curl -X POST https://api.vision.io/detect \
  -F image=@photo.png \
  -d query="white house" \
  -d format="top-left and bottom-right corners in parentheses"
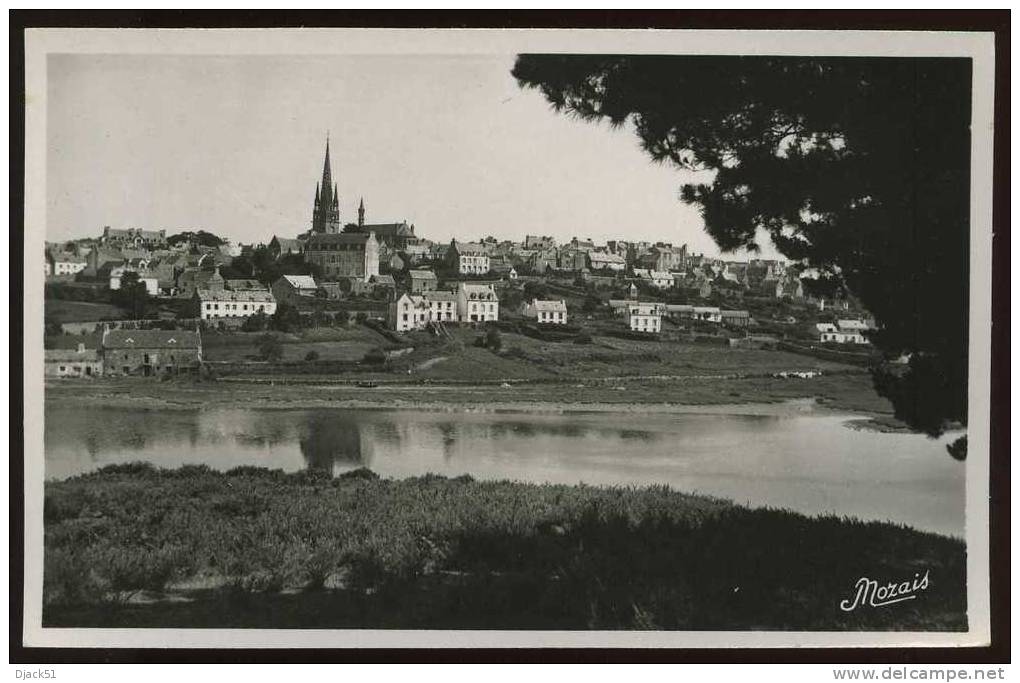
top-left (692, 306), bottom-right (722, 323)
top-left (627, 302), bottom-right (664, 333)
top-left (587, 251), bottom-right (627, 272)
top-left (423, 290), bottom-right (458, 323)
top-left (390, 293), bottom-right (430, 332)
top-left (448, 241), bottom-right (491, 275)
top-left (196, 288), bottom-right (277, 320)
top-left (523, 299), bottom-right (568, 325)
top-left (109, 266), bottom-right (160, 295)
top-left (457, 283), bottom-right (499, 323)
top-left (47, 251), bottom-right (88, 277)
top-left (634, 269), bottom-right (672, 288)
top-left (815, 320), bottom-right (871, 344)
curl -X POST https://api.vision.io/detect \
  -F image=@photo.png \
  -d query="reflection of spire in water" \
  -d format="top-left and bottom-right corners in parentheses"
top-left (298, 413), bottom-right (369, 475)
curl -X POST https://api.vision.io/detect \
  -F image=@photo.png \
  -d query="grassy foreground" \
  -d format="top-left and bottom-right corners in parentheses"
top-left (44, 464), bottom-right (965, 630)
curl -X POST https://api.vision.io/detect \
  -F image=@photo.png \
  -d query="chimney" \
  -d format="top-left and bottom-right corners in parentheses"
top-left (77, 342), bottom-right (86, 354)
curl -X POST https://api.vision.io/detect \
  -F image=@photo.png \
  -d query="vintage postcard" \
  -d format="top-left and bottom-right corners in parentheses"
top-left (20, 26), bottom-right (996, 650)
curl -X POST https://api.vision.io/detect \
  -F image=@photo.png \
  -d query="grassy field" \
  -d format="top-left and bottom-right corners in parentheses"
top-left (45, 299), bottom-right (128, 323)
top-left (43, 465), bottom-right (966, 630)
top-left (201, 326), bottom-right (397, 362)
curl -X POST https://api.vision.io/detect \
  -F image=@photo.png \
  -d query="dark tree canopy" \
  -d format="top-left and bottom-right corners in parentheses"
top-left (167, 230), bottom-right (225, 248)
top-left (513, 55), bottom-right (971, 438)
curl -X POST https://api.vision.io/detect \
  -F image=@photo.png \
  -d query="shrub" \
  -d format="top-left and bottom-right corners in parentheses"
top-left (257, 334), bottom-right (284, 362)
top-left (485, 327), bottom-right (502, 351)
top-left (337, 467), bottom-right (380, 481)
top-left (363, 347), bottom-right (387, 365)
top-left (304, 350), bottom-right (320, 362)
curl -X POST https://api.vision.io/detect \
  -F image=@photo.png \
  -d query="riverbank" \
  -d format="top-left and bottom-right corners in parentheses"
top-left (44, 370), bottom-right (897, 417)
top-left (43, 464), bottom-right (966, 630)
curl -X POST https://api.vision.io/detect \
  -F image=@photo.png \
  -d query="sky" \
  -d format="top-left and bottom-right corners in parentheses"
top-left (47, 53), bottom-right (778, 258)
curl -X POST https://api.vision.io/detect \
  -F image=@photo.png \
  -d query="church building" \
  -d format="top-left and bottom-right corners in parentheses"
top-left (303, 138), bottom-right (380, 282)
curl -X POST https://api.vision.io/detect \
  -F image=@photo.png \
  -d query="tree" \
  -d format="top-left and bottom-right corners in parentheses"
top-left (514, 55), bottom-right (970, 444)
top-left (270, 303), bottom-right (302, 333)
top-left (167, 230), bottom-right (225, 248)
top-left (257, 334), bottom-right (284, 362)
top-left (485, 327), bottom-right (502, 352)
top-left (111, 271), bottom-right (151, 320)
top-left (241, 311), bottom-right (268, 332)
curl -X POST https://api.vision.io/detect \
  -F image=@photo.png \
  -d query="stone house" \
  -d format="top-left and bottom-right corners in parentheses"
top-left (100, 329), bottom-right (202, 377)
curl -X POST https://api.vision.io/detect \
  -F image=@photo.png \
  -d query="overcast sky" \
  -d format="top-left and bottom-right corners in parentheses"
top-left (47, 53), bottom-right (777, 258)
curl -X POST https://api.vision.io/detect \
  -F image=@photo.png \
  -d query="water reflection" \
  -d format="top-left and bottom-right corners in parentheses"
top-left (298, 414), bottom-right (369, 475)
top-left (43, 403), bottom-right (966, 537)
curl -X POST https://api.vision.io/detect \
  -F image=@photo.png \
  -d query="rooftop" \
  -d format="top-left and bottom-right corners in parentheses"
top-left (102, 329), bottom-right (201, 350)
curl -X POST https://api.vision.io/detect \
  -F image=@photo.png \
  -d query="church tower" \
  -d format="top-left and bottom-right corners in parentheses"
top-left (358, 197), bottom-right (365, 228)
top-left (311, 137), bottom-right (340, 234)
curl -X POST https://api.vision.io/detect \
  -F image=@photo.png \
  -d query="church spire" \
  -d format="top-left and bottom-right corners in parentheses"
top-left (319, 136), bottom-right (333, 207)
top-left (358, 196), bottom-right (365, 227)
top-left (311, 136), bottom-right (341, 234)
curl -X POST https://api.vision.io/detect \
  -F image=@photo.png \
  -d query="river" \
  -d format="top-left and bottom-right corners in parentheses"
top-left (43, 402), bottom-right (965, 537)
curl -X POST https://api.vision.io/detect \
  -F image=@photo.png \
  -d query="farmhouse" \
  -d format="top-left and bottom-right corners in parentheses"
top-left (390, 293), bottom-right (430, 332)
top-left (523, 299), bottom-right (568, 325)
top-left (423, 290), bottom-right (458, 323)
top-left (720, 310), bottom-right (751, 327)
top-left (100, 329), bottom-right (202, 377)
top-left (195, 288), bottom-right (277, 320)
top-left (627, 302), bottom-right (665, 333)
top-left (457, 283), bottom-right (499, 323)
top-left (271, 274), bottom-right (319, 305)
top-left (447, 240), bottom-right (490, 275)
top-left (44, 343), bottom-right (102, 378)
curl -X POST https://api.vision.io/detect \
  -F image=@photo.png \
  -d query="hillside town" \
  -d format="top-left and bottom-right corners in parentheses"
top-left (44, 140), bottom-right (876, 379)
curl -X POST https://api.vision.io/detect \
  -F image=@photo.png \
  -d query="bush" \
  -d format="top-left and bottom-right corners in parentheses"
top-left (257, 334), bottom-right (284, 362)
top-left (363, 347), bottom-right (387, 365)
top-left (485, 327), bottom-right (502, 351)
top-left (241, 311), bottom-right (268, 332)
top-left (337, 467), bottom-right (380, 481)
top-left (304, 350), bottom-right (320, 362)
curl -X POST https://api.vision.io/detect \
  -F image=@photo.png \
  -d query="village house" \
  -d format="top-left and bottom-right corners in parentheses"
top-left (627, 302), bottom-right (665, 333)
top-left (100, 328), bottom-right (203, 377)
top-left (45, 250), bottom-right (88, 278)
top-left (44, 342), bottom-right (103, 378)
top-left (407, 269), bottom-right (439, 294)
top-left (100, 226), bottom-right (168, 250)
top-left (268, 236), bottom-right (305, 260)
top-left (456, 283), bottom-right (499, 323)
top-left (720, 309), bottom-right (751, 327)
top-left (587, 251), bottom-right (627, 272)
top-left (447, 240), bottom-right (490, 275)
top-left (271, 274), bottom-right (319, 305)
top-left (109, 266), bottom-right (160, 295)
top-left (524, 235), bottom-right (557, 250)
top-left (633, 269), bottom-right (673, 288)
top-left (638, 244), bottom-right (687, 272)
top-left (523, 299), bottom-right (569, 325)
top-left (692, 306), bottom-right (723, 323)
top-left (423, 290), bottom-right (458, 323)
top-left (304, 231), bottom-right (380, 281)
top-left (389, 293), bottom-right (430, 332)
top-left (176, 267), bottom-right (225, 298)
top-left (195, 288), bottom-right (277, 320)
top-left (352, 274), bottom-right (397, 298)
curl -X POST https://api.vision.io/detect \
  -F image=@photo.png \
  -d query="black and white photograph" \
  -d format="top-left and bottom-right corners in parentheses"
top-left (16, 21), bottom-right (1002, 654)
